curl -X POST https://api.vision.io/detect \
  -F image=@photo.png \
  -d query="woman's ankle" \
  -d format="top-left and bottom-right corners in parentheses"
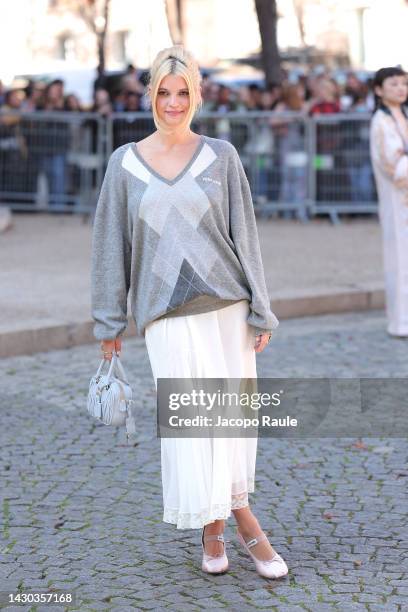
top-left (204, 519), bottom-right (225, 534)
top-left (236, 515), bottom-right (262, 539)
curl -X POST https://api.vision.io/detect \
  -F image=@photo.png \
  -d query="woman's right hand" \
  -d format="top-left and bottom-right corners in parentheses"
top-left (100, 337), bottom-right (122, 361)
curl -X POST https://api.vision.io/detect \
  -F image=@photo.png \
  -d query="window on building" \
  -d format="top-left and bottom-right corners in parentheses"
top-left (56, 35), bottom-right (76, 61)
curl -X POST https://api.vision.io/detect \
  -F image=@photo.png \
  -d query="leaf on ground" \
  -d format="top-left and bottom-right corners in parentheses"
top-left (351, 440), bottom-right (368, 450)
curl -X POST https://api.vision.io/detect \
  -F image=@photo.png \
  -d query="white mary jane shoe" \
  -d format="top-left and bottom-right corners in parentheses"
top-left (201, 527), bottom-right (229, 574)
top-left (236, 528), bottom-right (288, 579)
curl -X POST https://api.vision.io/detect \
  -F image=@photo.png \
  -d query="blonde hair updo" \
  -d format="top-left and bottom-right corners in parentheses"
top-left (145, 45), bottom-right (203, 135)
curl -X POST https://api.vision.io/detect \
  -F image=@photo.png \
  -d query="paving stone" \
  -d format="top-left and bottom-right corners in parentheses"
top-left (354, 593), bottom-right (384, 603)
top-left (369, 607), bottom-right (400, 612)
top-left (331, 584), bottom-right (362, 593)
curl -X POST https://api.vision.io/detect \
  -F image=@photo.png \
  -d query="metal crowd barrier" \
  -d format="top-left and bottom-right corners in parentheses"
top-left (308, 113), bottom-right (377, 223)
top-left (0, 110), bottom-right (378, 221)
top-left (0, 110), bottom-right (105, 213)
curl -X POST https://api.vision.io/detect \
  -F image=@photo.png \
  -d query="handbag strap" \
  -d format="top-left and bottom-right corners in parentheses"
top-left (113, 353), bottom-right (130, 385)
top-left (105, 352), bottom-right (117, 380)
top-left (95, 352), bottom-right (130, 385)
top-left (103, 352), bottom-right (130, 385)
top-left (95, 357), bottom-right (109, 377)
top-left (116, 355), bottom-right (129, 385)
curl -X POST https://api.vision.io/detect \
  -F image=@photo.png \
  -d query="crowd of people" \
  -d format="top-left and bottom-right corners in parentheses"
top-left (0, 64), bottom-right (376, 115)
top-left (0, 64), bottom-right (382, 211)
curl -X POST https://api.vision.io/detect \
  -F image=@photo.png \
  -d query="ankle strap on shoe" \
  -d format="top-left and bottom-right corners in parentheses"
top-left (203, 534), bottom-right (225, 543)
top-left (245, 533), bottom-right (267, 548)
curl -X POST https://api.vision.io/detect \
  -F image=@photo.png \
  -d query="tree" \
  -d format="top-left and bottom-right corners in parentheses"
top-left (293, 0), bottom-right (306, 47)
top-left (53, 0), bottom-right (111, 78)
top-left (165, 0), bottom-right (185, 45)
top-left (254, 0), bottom-right (281, 86)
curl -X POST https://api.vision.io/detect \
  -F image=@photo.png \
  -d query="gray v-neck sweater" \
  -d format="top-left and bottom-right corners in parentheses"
top-left (91, 134), bottom-right (279, 340)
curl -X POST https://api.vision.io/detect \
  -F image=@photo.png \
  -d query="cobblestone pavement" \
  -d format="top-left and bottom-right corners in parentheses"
top-left (1, 310), bottom-right (407, 611)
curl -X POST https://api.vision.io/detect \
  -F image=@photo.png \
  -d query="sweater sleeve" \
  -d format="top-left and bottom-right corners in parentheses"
top-left (91, 150), bottom-right (132, 341)
top-left (227, 144), bottom-right (279, 336)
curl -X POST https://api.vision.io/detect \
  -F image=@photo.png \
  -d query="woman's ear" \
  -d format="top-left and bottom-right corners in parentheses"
top-left (374, 85), bottom-right (383, 99)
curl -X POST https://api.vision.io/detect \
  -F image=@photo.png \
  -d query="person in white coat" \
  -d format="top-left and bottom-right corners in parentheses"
top-left (370, 66), bottom-right (408, 337)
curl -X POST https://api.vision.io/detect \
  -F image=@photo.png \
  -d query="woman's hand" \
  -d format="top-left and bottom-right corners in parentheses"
top-left (254, 332), bottom-right (272, 353)
top-left (100, 337), bottom-right (122, 361)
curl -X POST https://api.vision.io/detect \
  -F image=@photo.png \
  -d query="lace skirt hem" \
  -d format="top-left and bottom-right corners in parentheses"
top-left (163, 480), bottom-right (255, 529)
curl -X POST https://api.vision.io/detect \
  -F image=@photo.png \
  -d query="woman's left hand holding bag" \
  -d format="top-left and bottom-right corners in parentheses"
top-left (100, 337), bottom-right (122, 361)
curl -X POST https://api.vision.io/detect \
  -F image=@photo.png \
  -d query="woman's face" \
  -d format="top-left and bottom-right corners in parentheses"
top-left (7, 90), bottom-right (22, 108)
top-left (125, 92), bottom-right (140, 111)
top-left (154, 74), bottom-right (192, 126)
top-left (260, 90), bottom-right (274, 109)
top-left (47, 83), bottom-right (62, 101)
top-left (67, 95), bottom-right (80, 110)
top-left (375, 75), bottom-right (408, 106)
top-left (317, 79), bottom-right (337, 103)
top-left (95, 89), bottom-right (109, 105)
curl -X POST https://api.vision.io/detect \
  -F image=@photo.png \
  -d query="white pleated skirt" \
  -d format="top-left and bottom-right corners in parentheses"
top-left (144, 299), bottom-right (258, 529)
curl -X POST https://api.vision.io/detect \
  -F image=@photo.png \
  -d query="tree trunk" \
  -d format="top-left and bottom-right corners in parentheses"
top-left (97, 32), bottom-right (104, 77)
top-left (96, 0), bottom-right (110, 77)
top-left (254, 0), bottom-right (281, 86)
top-left (165, 0), bottom-right (184, 45)
top-left (293, 0), bottom-right (306, 47)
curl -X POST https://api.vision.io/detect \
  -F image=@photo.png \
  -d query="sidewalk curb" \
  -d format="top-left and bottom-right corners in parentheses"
top-left (1, 287), bottom-right (385, 358)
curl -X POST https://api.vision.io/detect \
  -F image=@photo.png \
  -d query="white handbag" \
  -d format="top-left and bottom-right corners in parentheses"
top-left (87, 352), bottom-right (136, 440)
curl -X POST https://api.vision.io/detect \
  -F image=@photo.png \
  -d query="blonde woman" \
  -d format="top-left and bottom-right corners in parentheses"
top-left (370, 67), bottom-right (408, 337)
top-left (91, 45), bottom-right (288, 578)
